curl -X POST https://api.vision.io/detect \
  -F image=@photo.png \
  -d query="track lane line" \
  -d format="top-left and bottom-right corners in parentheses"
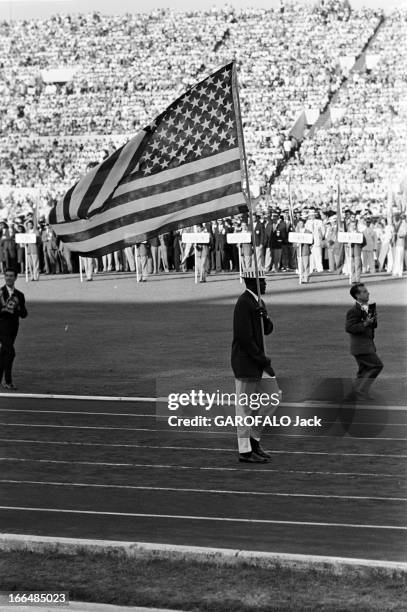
top-left (0, 393), bottom-right (405, 411)
top-left (0, 505), bottom-right (406, 530)
top-left (0, 439), bottom-right (405, 458)
top-left (1, 479), bottom-right (405, 502)
top-left (0, 458), bottom-right (402, 477)
top-left (1, 423), bottom-right (406, 441)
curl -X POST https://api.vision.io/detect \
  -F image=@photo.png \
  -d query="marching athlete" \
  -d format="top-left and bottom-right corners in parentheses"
top-left (231, 269), bottom-right (281, 463)
top-left (0, 268), bottom-right (28, 389)
top-left (345, 283), bottom-right (383, 401)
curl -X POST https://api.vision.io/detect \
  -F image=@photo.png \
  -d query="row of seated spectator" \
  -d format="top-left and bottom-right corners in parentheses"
top-left (0, 3), bottom-right (383, 183)
top-left (0, 4), bottom-right (405, 223)
top-left (269, 6), bottom-right (407, 208)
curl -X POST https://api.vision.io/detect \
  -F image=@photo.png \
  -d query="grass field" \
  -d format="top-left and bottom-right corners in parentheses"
top-left (7, 270), bottom-right (407, 397)
top-left (1, 549), bottom-right (407, 612)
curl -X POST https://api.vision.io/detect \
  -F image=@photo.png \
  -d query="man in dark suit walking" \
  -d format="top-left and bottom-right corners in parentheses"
top-left (231, 269), bottom-right (280, 463)
top-left (0, 268), bottom-right (28, 390)
top-left (345, 283), bottom-right (383, 401)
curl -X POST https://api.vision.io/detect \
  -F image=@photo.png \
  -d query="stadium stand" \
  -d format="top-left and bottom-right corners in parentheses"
top-left (0, 2), bottom-right (406, 276)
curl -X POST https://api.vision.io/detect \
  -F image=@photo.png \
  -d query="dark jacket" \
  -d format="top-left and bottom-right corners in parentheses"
top-left (215, 227), bottom-right (227, 250)
top-left (345, 302), bottom-right (377, 355)
top-left (269, 221), bottom-right (285, 249)
top-left (280, 221), bottom-right (293, 245)
top-left (0, 285), bottom-right (28, 341)
top-left (231, 290), bottom-right (273, 379)
top-left (1, 231), bottom-right (16, 258)
top-left (253, 221), bottom-right (265, 247)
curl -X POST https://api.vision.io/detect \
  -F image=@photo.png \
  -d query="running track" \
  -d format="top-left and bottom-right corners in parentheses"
top-left (0, 394), bottom-right (406, 562)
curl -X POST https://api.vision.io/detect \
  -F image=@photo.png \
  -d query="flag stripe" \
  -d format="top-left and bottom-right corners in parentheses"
top-left (57, 180), bottom-right (242, 243)
top-left (76, 147), bottom-right (124, 220)
top-left (56, 131), bottom-right (147, 224)
top-left (116, 148), bottom-right (240, 195)
top-left (62, 168), bottom-right (99, 223)
top-left (84, 131), bottom-right (147, 218)
top-left (62, 192), bottom-right (246, 255)
top-left (73, 203), bottom-right (247, 258)
top-left (110, 158), bottom-right (241, 210)
top-left (61, 184), bottom-right (76, 224)
top-left (54, 165), bottom-right (241, 236)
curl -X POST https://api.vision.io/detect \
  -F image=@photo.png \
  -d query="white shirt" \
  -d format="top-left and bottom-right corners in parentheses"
top-left (356, 301), bottom-right (369, 313)
top-left (6, 285), bottom-right (14, 298)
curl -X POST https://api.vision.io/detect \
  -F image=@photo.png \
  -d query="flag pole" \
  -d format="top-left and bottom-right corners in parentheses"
top-left (194, 243), bottom-right (198, 284)
top-left (79, 256), bottom-right (83, 282)
top-left (299, 243), bottom-right (302, 285)
top-left (135, 245), bottom-right (140, 282)
top-left (288, 172), bottom-right (294, 226)
top-left (24, 244), bottom-right (29, 283)
top-left (232, 62), bottom-right (265, 346)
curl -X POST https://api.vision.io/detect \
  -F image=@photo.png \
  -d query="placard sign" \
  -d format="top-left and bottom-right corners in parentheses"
top-left (288, 232), bottom-right (313, 244)
top-left (15, 233), bottom-right (37, 244)
top-left (181, 233), bottom-right (210, 244)
top-left (227, 232), bottom-right (251, 244)
top-left (337, 232), bottom-right (363, 244)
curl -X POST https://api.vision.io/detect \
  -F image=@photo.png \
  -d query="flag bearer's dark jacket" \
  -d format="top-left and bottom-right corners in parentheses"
top-left (231, 290), bottom-right (273, 379)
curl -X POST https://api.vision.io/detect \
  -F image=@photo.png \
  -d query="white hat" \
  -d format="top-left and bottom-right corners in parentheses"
top-left (242, 268), bottom-right (266, 279)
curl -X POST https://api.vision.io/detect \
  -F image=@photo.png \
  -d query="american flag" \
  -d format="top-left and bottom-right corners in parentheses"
top-left (49, 62), bottom-right (248, 256)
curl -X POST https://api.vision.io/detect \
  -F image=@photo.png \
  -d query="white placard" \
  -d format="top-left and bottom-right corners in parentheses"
top-left (288, 232), bottom-right (313, 244)
top-left (15, 233), bottom-right (37, 244)
top-left (227, 232), bottom-right (251, 244)
top-left (337, 232), bottom-right (363, 244)
top-left (181, 232), bottom-right (210, 244)
top-left (41, 68), bottom-right (77, 83)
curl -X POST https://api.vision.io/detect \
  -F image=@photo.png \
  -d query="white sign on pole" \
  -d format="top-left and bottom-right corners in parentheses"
top-left (15, 233), bottom-right (36, 244)
top-left (227, 232), bottom-right (251, 244)
top-left (288, 232), bottom-right (313, 244)
top-left (337, 232), bottom-right (363, 244)
top-left (181, 233), bottom-right (210, 244)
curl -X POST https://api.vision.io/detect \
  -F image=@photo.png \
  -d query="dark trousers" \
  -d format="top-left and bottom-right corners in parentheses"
top-left (281, 244), bottom-right (290, 269)
top-left (3, 251), bottom-right (16, 271)
top-left (353, 352), bottom-right (383, 397)
top-left (271, 248), bottom-right (282, 270)
top-left (0, 335), bottom-right (16, 384)
top-left (216, 248), bottom-right (225, 271)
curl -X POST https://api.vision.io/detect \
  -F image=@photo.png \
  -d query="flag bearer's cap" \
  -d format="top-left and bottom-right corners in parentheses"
top-left (242, 269), bottom-right (266, 279)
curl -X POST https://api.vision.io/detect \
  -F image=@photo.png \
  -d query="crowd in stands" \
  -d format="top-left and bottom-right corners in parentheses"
top-left (0, 2), bottom-right (406, 276)
top-left (270, 6), bottom-right (407, 212)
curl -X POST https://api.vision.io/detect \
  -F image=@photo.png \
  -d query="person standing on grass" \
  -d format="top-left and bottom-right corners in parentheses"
top-left (345, 283), bottom-right (383, 402)
top-left (295, 218), bottom-right (312, 283)
top-left (25, 220), bottom-right (40, 281)
top-left (231, 269), bottom-right (281, 464)
top-left (240, 222), bottom-right (253, 270)
top-left (194, 224), bottom-right (210, 283)
top-left (392, 213), bottom-right (407, 277)
top-left (136, 241), bottom-right (149, 281)
top-left (0, 268), bottom-right (27, 390)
